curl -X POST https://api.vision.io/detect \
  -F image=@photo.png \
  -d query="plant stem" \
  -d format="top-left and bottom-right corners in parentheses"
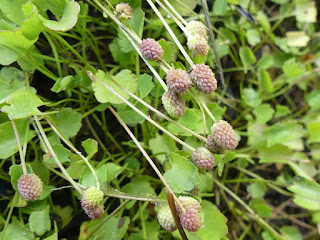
top-left (45, 117), bottom-right (100, 189)
top-left (162, 0), bottom-right (187, 25)
top-left (108, 106), bottom-right (186, 213)
top-left (33, 116), bottom-right (83, 195)
top-left (214, 179), bottom-right (285, 240)
top-left (11, 120), bottom-right (27, 175)
top-left (201, 0), bottom-right (226, 88)
top-left (87, 71), bottom-right (195, 151)
top-left (0, 193), bottom-right (18, 240)
top-left (146, 0), bottom-right (195, 68)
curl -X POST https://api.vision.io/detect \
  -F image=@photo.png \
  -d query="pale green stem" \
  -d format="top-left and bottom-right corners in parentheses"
top-left (108, 106), bottom-right (186, 213)
top-left (45, 117), bottom-right (100, 189)
top-left (190, 89), bottom-right (216, 122)
top-left (146, 0), bottom-right (195, 68)
top-left (34, 116), bottom-right (83, 195)
top-left (111, 78), bottom-right (207, 142)
top-left (162, 0), bottom-right (188, 25)
top-left (87, 71), bottom-right (195, 151)
top-left (11, 120), bottom-right (27, 175)
top-left (214, 179), bottom-right (285, 240)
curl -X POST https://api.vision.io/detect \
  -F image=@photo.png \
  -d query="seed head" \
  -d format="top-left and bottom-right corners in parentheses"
top-left (186, 20), bottom-right (208, 39)
top-left (210, 120), bottom-right (238, 151)
top-left (115, 3), bottom-right (132, 20)
top-left (179, 208), bottom-right (201, 232)
top-left (85, 205), bottom-right (105, 220)
top-left (192, 147), bottom-right (215, 170)
top-left (162, 91), bottom-right (185, 118)
top-left (191, 64), bottom-right (217, 94)
top-left (176, 196), bottom-right (201, 214)
top-left (157, 204), bottom-right (177, 232)
top-left (187, 35), bottom-right (210, 56)
top-left (81, 186), bottom-right (104, 210)
top-left (18, 173), bottom-right (43, 201)
top-left (140, 38), bottom-right (164, 61)
top-left (205, 134), bottom-right (223, 153)
top-left (166, 69), bottom-right (192, 94)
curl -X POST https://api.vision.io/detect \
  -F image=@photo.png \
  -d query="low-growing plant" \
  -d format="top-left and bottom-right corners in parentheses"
top-left (0, 0), bottom-right (319, 239)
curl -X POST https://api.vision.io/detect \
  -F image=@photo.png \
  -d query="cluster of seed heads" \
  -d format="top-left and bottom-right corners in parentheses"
top-left (185, 21), bottom-right (210, 56)
top-left (18, 173), bottom-right (43, 201)
top-left (81, 186), bottom-right (105, 219)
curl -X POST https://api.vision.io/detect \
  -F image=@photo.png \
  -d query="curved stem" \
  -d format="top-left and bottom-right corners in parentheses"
top-left (11, 120), bottom-right (27, 175)
top-left (109, 106), bottom-right (186, 213)
top-left (33, 116), bottom-right (83, 195)
top-left (45, 117), bottom-right (100, 190)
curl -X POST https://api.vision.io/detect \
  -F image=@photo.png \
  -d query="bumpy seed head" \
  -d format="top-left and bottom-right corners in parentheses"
top-left (166, 69), bottom-right (192, 94)
top-left (187, 35), bottom-right (210, 56)
top-left (157, 204), bottom-right (177, 232)
top-left (162, 91), bottom-right (186, 118)
top-left (191, 64), bottom-right (217, 94)
top-left (140, 38), bottom-right (164, 61)
top-left (176, 196), bottom-right (201, 214)
top-left (205, 134), bottom-right (223, 153)
top-left (81, 186), bottom-right (104, 211)
top-left (18, 173), bottom-right (43, 201)
top-left (179, 208), bottom-right (201, 232)
top-left (186, 20), bottom-right (208, 39)
top-left (85, 205), bottom-right (105, 220)
top-left (192, 147), bottom-right (215, 170)
top-left (210, 120), bottom-right (238, 151)
top-left (114, 3), bottom-right (132, 20)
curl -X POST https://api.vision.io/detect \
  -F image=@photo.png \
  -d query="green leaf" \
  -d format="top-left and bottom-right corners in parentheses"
top-left (305, 90), bottom-right (320, 110)
top-left (122, 176), bottom-right (156, 195)
top-left (253, 104), bottom-right (274, 124)
top-left (0, 46), bottom-right (17, 65)
top-left (52, 205), bottom-right (73, 228)
top-left (148, 134), bottom-right (177, 164)
top-left (213, 0), bottom-right (228, 16)
top-left (45, 144), bottom-right (70, 164)
top-left (39, 0), bottom-right (80, 31)
top-left (219, 28), bottom-right (236, 44)
top-left (288, 176), bottom-right (320, 210)
top-left (117, 109), bottom-right (145, 126)
top-left (0, 0), bottom-right (28, 25)
top-left (258, 69), bottom-right (273, 94)
top-left (274, 105), bottom-right (291, 118)
top-left (306, 122), bottom-right (320, 143)
top-left (283, 58), bottom-right (303, 78)
top-left (128, 8), bottom-right (144, 37)
top-left (29, 205), bottom-right (51, 236)
top-left (280, 226), bottom-right (302, 240)
top-left (242, 88), bottom-right (261, 107)
top-left (0, 119), bottom-right (35, 159)
top-left (158, 39), bottom-right (176, 63)
top-left (9, 164), bottom-right (33, 191)
top-left (256, 54), bottom-right (274, 70)
top-left (258, 145), bottom-right (292, 164)
top-left (246, 29), bottom-right (261, 46)
top-left (256, 11), bottom-right (270, 33)
top-left (51, 108), bottom-right (82, 138)
top-left (80, 217), bottom-right (130, 240)
top-left (250, 199), bottom-right (272, 217)
top-left (239, 47), bottom-right (256, 68)
top-left (93, 69), bottom-right (138, 105)
top-left (164, 153), bottom-right (200, 192)
top-left (264, 122), bottom-right (303, 149)
top-left (82, 138), bottom-right (98, 159)
top-left (1, 90), bottom-right (44, 119)
top-left (168, 0), bottom-right (197, 16)
top-left (137, 74), bottom-right (154, 99)
top-left (106, 162), bottom-right (127, 182)
top-left (51, 76), bottom-right (74, 93)
top-left (109, 39), bottom-right (135, 66)
top-left (80, 165), bottom-right (106, 188)
top-left (0, 67), bottom-right (26, 104)
top-left (0, 217), bottom-right (34, 240)
top-left (247, 182), bottom-right (266, 199)
top-left (196, 200), bottom-right (228, 240)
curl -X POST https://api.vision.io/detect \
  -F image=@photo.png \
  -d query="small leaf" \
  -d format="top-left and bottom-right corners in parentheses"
top-left (239, 46), bottom-right (256, 68)
top-left (93, 70), bottom-right (138, 105)
top-left (51, 76), bottom-right (74, 93)
top-left (164, 153), bottom-right (200, 192)
top-left (295, 1), bottom-right (317, 23)
top-left (122, 176), bottom-right (156, 195)
top-left (250, 199), bottom-right (272, 217)
top-left (0, 119), bottom-right (35, 159)
top-left (307, 122), bottom-right (320, 143)
top-left (51, 108), bottom-right (82, 138)
top-left (1, 90), bottom-right (44, 119)
top-left (29, 205), bottom-right (51, 236)
top-left (106, 162), bottom-right (128, 182)
top-left (137, 74), bottom-right (154, 99)
top-left (248, 182), bottom-right (266, 199)
top-left (246, 29), bottom-right (261, 46)
top-left (258, 69), bottom-right (273, 94)
top-left (280, 226), bottom-right (302, 240)
top-left (39, 0), bottom-right (80, 31)
top-left (274, 105), bottom-right (291, 118)
top-left (242, 88), bottom-right (261, 107)
top-left (305, 90), bottom-right (320, 110)
top-left (286, 31), bottom-right (310, 47)
top-left (288, 176), bottom-right (320, 210)
top-left (253, 104), bottom-right (274, 124)
top-left (45, 144), bottom-right (70, 164)
top-left (82, 138), bottom-right (98, 159)
top-left (148, 134), bottom-right (177, 164)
